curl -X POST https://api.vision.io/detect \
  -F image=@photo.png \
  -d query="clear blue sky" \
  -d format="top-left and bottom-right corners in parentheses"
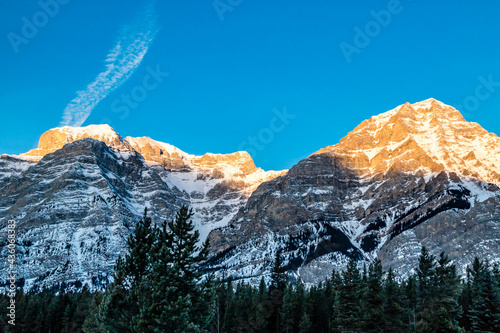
top-left (1, 0), bottom-right (500, 170)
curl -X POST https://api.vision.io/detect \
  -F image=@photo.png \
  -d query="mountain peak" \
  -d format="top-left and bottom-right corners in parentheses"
top-left (18, 125), bottom-right (284, 180)
top-left (21, 124), bottom-right (130, 161)
top-left (314, 99), bottom-right (500, 185)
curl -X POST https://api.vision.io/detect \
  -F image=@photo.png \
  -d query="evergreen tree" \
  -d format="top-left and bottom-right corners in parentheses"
top-left (96, 206), bottom-right (214, 332)
top-left (254, 277), bottom-right (270, 331)
top-left (280, 283), bottom-right (295, 333)
top-left (404, 274), bottom-right (418, 332)
top-left (432, 252), bottom-right (462, 331)
top-left (416, 246), bottom-right (436, 332)
top-left (382, 267), bottom-right (407, 332)
top-left (334, 259), bottom-right (363, 332)
top-left (298, 312), bottom-right (312, 333)
top-left (268, 249), bottom-right (287, 332)
top-left (362, 259), bottom-right (384, 332)
top-left (136, 206), bottom-right (214, 332)
top-left (459, 276), bottom-right (472, 331)
top-left (83, 292), bottom-right (106, 333)
top-left (97, 208), bottom-right (155, 332)
top-left (468, 258), bottom-right (500, 332)
top-left (270, 249), bottom-right (287, 293)
top-left (330, 269), bottom-right (343, 331)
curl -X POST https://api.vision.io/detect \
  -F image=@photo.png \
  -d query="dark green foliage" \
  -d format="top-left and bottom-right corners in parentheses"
top-left (0, 287), bottom-right (94, 333)
top-left (382, 267), bottom-right (407, 332)
top-left (96, 206), bottom-right (214, 332)
top-left (467, 258), bottom-right (500, 332)
top-left (96, 208), bottom-right (155, 332)
top-left (334, 259), bottom-right (364, 331)
top-left (432, 252), bottom-right (462, 332)
top-left (361, 259), bottom-right (384, 333)
top-left (268, 249), bottom-right (287, 332)
top-left (135, 206), bottom-right (213, 332)
top-left (3, 240), bottom-right (500, 332)
top-left (270, 249), bottom-right (287, 294)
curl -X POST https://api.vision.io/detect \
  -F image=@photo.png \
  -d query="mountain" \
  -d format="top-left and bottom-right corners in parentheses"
top-left (0, 125), bottom-right (284, 290)
top-left (2, 98), bottom-right (500, 290)
top-left (206, 98), bottom-right (500, 284)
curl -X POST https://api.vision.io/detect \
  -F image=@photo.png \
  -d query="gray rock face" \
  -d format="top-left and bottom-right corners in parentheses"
top-left (0, 128), bottom-right (283, 291)
top-left (206, 99), bottom-right (500, 284)
top-left (206, 150), bottom-right (500, 284)
top-left (0, 138), bottom-right (185, 290)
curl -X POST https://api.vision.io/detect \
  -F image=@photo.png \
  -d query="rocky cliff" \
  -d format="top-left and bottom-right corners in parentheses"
top-left (206, 99), bottom-right (500, 284)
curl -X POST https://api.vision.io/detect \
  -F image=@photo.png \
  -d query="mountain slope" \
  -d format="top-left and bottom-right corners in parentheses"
top-left (0, 126), bottom-right (284, 290)
top-left (206, 99), bottom-right (500, 284)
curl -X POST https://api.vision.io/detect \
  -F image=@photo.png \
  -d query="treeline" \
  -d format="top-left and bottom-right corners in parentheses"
top-left (210, 252), bottom-right (500, 332)
top-left (2, 207), bottom-right (500, 332)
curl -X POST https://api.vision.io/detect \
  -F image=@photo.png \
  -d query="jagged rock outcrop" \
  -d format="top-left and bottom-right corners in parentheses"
top-left (21, 125), bottom-right (134, 160)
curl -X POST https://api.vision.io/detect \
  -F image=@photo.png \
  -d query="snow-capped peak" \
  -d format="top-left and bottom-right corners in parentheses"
top-left (19, 124), bottom-right (130, 161)
top-left (313, 99), bottom-right (500, 185)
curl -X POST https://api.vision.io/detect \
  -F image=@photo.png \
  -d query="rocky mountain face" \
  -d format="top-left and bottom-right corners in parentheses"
top-left (2, 98), bottom-right (500, 289)
top-left (206, 99), bottom-right (500, 284)
top-left (0, 125), bottom-right (283, 290)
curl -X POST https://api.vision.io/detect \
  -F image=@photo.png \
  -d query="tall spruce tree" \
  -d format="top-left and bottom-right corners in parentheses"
top-left (404, 274), bottom-right (418, 332)
top-left (382, 267), bottom-right (407, 332)
top-left (270, 249), bottom-right (287, 292)
top-left (430, 252), bottom-right (462, 332)
top-left (97, 208), bottom-right (155, 332)
top-left (362, 259), bottom-right (385, 333)
top-left (416, 246), bottom-right (436, 332)
top-left (136, 206), bottom-right (214, 332)
top-left (468, 258), bottom-right (500, 332)
top-left (334, 259), bottom-right (363, 332)
top-left (96, 206), bottom-right (214, 332)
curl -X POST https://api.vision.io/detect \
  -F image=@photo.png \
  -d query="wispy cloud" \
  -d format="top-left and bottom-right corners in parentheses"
top-left (59, 2), bottom-right (158, 127)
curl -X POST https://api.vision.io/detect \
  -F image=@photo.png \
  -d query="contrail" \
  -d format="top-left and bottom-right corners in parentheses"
top-left (59, 2), bottom-right (158, 127)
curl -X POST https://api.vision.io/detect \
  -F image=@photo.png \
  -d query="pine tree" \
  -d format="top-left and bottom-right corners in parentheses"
top-left (97, 206), bottom-right (214, 332)
top-left (430, 252), bottom-right (462, 332)
top-left (416, 246), bottom-right (436, 332)
top-left (404, 274), bottom-right (418, 332)
top-left (97, 208), bottom-right (155, 332)
top-left (382, 267), bottom-right (407, 332)
top-left (270, 249), bottom-right (287, 293)
top-left (136, 206), bottom-right (214, 332)
top-left (83, 292), bottom-right (106, 333)
top-left (459, 276), bottom-right (472, 331)
top-left (334, 259), bottom-right (363, 332)
top-left (330, 269), bottom-right (343, 331)
top-left (361, 259), bottom-right (384, 333)
top-left (468, 258), bottom-right (500, 332)
top-left (221, 279), bottom-right (237, 332)
top-left (298, 312), bottom-right (312, 333)
top-left (268, 249), bottom-right (287, 332)
top-left (280, 283), bottom-right (295, 333)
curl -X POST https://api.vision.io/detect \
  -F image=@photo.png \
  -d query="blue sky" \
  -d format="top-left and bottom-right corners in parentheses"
top-left (1, 0), bottom-right (500, 170)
